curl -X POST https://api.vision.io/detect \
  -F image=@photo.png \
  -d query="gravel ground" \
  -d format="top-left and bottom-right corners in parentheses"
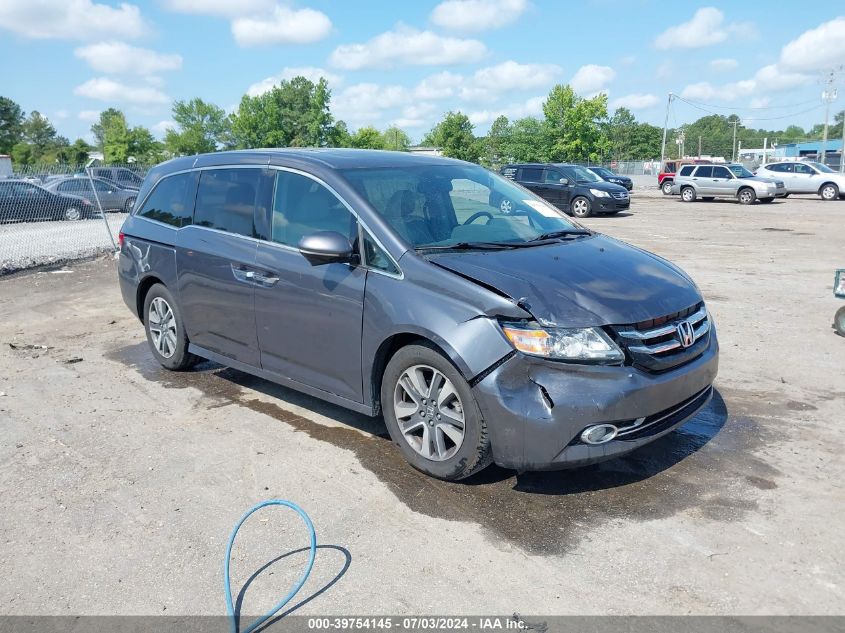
top-left (0, 191), bottom-right (843, 618)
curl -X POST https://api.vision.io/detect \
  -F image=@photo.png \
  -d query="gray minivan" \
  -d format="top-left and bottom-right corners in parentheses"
top-left (118, 149), bottom-right (718, 480)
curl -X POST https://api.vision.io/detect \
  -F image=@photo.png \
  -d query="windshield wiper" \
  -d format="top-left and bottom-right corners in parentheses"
top-left (527, 229), bottom-right (592, 242)
top-left (416, 241), bottom-right (522, 251)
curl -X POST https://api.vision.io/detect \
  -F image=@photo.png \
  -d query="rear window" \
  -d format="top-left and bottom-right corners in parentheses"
top-left (679, 165), bottom-right (695, 176)
top-left (136, 172), bottom-right (195, 227)
top-left (694, 165), bottom-right (713, 178)
top-left (194, 168), bottom-right (260, 237)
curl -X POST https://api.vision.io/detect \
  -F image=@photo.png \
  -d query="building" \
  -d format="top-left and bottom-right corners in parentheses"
top-left (408, 146), bottom-right (443, 157)
top-left (772, 139), bottom-right (843, 159)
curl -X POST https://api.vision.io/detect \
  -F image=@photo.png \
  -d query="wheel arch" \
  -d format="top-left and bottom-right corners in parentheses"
top-left (136, 275), bottom-right (165, 321)
top-left (818, 181), bottom-right (840, 196)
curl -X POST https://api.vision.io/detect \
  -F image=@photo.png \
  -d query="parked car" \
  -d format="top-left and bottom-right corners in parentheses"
top-left (119, 149), bottom-right (718, 480)
top-left (500, 163), bottom-right (630, 217)
top-left (43, 176), bottom-right (138, 212)
top-left (756, 161), bottom-right (845, 200)
top-left (0, 179), bottom-right (96, 222)
top-left (672, 163), bottom-right (785, 204)
top-left (89, 166), bottom-right (144, 189)
top-left (586, 166), bottom-right (633, 190)
top-left (658, 159), bottom-right (712, 195)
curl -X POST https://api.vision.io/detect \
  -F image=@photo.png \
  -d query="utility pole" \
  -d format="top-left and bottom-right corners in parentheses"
top-left (660, 92), bottom-right (673, 166)
top-left (819, 67), bottom-right (843, 166)
top-left (731, 119), bottom-right (739, 162)
top-left (698, 135), bottom-right (702, 159)
top-left (840, 107), bottom-right (845, 173)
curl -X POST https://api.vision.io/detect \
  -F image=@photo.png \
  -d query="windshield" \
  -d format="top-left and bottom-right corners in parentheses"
top-left (808, 161), bottom-right (834, 173)
top-left (341, 164), bottom-right (582, 249)
top-left (591, 167), bottom-right (612, 178)
top-left (570, 165), bottom-right (602, 183)
top-left (728, 164), bottom-right (755, 178)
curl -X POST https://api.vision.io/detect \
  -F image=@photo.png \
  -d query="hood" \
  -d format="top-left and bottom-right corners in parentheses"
top-left (577, 180), bottom-right (628, 193)
top-left (744, 176), bottom-right (779, 185)
top-left (428, 235), bottom-right (702, 327)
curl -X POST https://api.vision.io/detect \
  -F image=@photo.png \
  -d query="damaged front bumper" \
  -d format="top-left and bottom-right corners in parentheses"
top-left (472, 332), bottom-right (719, 471)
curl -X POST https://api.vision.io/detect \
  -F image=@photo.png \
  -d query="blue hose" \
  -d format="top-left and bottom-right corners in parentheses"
top-left (224, 500), bottom-right (317, 633)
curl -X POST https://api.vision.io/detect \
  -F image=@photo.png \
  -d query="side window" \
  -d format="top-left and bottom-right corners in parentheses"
top-left (193, 168), bottom-right (260, 236)
top-left (271, 171), bottom-right (356, 248)
top-left (363, 233), bottom-right (398, 274)
top-left (694, 166), bottom-right (713, 178)
top-left (712, 166), bottom-right (732, 179)
top-left (543, 169), bottom-right (563, 183)
top-left (94, 180), bottom-right (112, 192)
top-left (519, 167), bottom-right (543, 182)
top-left (794, 163), bottom-right (814, 174)
top-left (57, 181), bottom-right (79, 193)
top-left (679, 165), bottom-right (695, 176)
top-left (136, 172), bottom-right (195, 228)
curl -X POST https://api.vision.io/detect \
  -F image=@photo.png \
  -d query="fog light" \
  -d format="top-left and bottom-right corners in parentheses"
top-left (580, 424), bottom-right (618, 445)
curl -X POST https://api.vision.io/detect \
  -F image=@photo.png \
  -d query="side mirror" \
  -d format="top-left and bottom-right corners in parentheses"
top-left (298, 231), bottom-right (354, 265)
top-left (559, 178), bottom-right (570, 185)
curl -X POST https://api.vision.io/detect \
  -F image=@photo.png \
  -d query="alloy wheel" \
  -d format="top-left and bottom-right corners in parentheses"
top-left (499, 198), bottom-right (513, 213)
top-left (572, 198), bottom-right (589, 216)
top-left (393, 364), bottom-right (465, 461)
top-left (148, 297), bottom-right (177, 358)
top-left (740, 190), bottom-right (754, 204)
top-left (64, 207), bottom-right (81, 221)
top-left (682, 189), bottom-right (694, 202)
top-left (822, 185), bottom-right (837, 200)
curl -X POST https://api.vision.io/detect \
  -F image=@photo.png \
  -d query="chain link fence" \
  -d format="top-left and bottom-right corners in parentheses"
top-left (0, 163), bottom-right (150, 274)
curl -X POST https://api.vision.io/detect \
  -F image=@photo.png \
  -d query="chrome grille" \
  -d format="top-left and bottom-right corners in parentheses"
top-left (610, 303), bottom-right (710, 372)
top-left (611, 191), bottom-right (629, 200)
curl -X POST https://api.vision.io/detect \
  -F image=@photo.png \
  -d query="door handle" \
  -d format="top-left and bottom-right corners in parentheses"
top-left (252, 272), bottom-right (279, 286)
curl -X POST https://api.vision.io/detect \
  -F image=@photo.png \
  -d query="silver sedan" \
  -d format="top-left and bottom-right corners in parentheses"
top-left (42, 176), bottom-right (138, 212)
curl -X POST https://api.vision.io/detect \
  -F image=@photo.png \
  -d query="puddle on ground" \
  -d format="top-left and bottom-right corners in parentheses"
top-left (108, 343), bottom-right (783, 555)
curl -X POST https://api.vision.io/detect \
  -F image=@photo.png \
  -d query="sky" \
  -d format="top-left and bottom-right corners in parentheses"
top-left (1, 0), bottom-right (844, 144)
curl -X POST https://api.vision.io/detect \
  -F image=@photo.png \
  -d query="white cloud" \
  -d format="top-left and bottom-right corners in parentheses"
top-left (332, 83), bottom-right (411, 126)
top-left (430, 0), bottom-right (527, 33)
top-left (467, 95), bottom-right (545, 126)
top-left (75, 41), bottom-right (182, 75)
top-left (752, 64), bottom-right (811, 92)
top-left (246, 66), bottom-right (342, 97)
top-left (73, 77), bottom-right (170, 105)
top-left (329, 25), bottom-right (486, 70)
top-left (750, 97), bottom-right (771, 109)
top-left (162, 0), bottom-right (274, 17)
top-left (681, 63), bottom-right (811, 102)
top-left (654, 7), bottom-right (751, 50)
top-left (54, 110), bottom-right (69, 120)
top-left (78, 110), bottom-right (101, 121)
top-left (709, 58), bottom-right (738, 72)
top-left (460, 61), bottom-right (561, 101)
top-left (232, 5), bottom-right (332, 46)
top-left (569, 64), bottom-right (615, 97)
top-left (0, 0), bottom-right (145, 40)
top-left (151, 120), bottom-right (177, 137)
top-left (779, 16), bottom-right (845, 73)
top-left (610, 93), bottom-right (659, 110)
top-left (413, 72), bottom-right (462, 100)
top-left (680, 80), bottom-right (754, 101)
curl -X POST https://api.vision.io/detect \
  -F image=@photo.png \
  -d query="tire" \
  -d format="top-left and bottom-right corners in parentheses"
top-left (124, 197), bottom-right (136, 213)
top-left (701, 197), bottom-right (715, 201)
top-left (820, 183), bottom-right (839, 201)
top-left (570, 196), bottom-right (592, 218)
top-left (63, 206), bottom-right (82, 221)
top-left (782, 193), bottom-right (790, 198)
top-left (738, 188), bottom-right (756, 205)
top-left (835, 306), bottom-right (845, 338)
top-left (381, 343), bottom-right (492, 481)
top-left (142, 283), bottom-right (199, 371)
top-left (681, 187), bottom-right (696, 202)
top-left (661, 180), bottom-right (673, 195)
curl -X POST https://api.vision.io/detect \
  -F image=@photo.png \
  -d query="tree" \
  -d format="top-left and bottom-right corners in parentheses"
top-left (164, 98), bottom-right (229, 155)
top-left (0, 96), bottom-right (25, 154)
top-left (606, 107), bottom-right (662, 159)
top-left (542, 85), bottom-right (609, 162)
top-left (423, 111), bottom-right (480, 162)
top-left (92, 109), bottom-right (130, 162)
top-left (480, 115), bottom-right (511, 167)
top-left (326, 120), bottom-right (351, 148)
top-left (21, 111), bottom-right (57, 156)
top-left (348, 126), bottom-right (385, 149)
top-left (381, 126), bottom-right (411, 151)
top-left (129, 126), bottom-right (164, 163)
top-left (229, 77), bottom-right (334, 149)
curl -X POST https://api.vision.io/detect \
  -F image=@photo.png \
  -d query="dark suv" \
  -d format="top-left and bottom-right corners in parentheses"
top-left (501, 163), bottom-right (630, 217)
top-left (119, 149), bottom-right (717, 480)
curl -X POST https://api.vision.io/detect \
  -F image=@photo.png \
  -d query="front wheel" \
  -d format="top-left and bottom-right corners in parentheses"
top-left (143, 283), bottom-right (199, 371)
top-left (820, 183), bottom-right (839, 201)
top-left (681, 187), bottom-right (696, 202)
top-left (381, 344), bottom-right (492, 481)
top-left (661, 181), bottom-right (674, 195)
top-left (63, 206), bottom-right (82, 221)
top-left (738, 188), bottom-right (756, 205)
top-left (570, 196), bottom-right (592, 218)
top-left (835, 306), bottom-right (845, 337)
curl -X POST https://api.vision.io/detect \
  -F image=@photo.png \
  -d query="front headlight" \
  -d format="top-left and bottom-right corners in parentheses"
top-left (500, 322), bottom-right (624, 363)
top-left (589, 188), bottom-right (610, 198)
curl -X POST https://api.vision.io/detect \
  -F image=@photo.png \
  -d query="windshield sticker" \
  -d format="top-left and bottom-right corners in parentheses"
top-left (522, 199), bottom-right (561, 217)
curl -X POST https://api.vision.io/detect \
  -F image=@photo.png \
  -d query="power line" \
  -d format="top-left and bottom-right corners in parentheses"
top-left (672, 94), bottom-right (824, 122)
top-left (673, 96), bottom-right (819, 111)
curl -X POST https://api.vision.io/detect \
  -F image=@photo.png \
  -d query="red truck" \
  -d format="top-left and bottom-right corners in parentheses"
top-left (658, 159), bottom-right (712, 195)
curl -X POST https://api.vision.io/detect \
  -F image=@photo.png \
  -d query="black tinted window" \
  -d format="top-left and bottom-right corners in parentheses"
top-left (768, 163), bottom-right (792, 173)
top-left (695, 166), bottom-right (713, 177)
top-left (794, 163), bottom-right (814, 174)
top-left (543, 169), bottom-right (563, 183)
top-left (136, 173), bottom-right (195, 227)
top-left (271, 171), bottom-right (356, 248)
top-left (712, 166), bottom-right (732, 178)
top-left (679, 165), bottom-right (695, 176)
top-left (194, 169), bottom-right (259, 236)
top-left (363, 233), bottom-right (398, 274)
top-left (57, 180), bottom-right (87, 193)
top-left (520, 167), bottom-right (543, 182)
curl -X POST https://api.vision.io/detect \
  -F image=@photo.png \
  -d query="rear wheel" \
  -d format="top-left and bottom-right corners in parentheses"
top-left (661, 180), bottom-right (674, 195)
top-left (143, 283), bottom-right (199, 371)
top-left (381, 343), bottom-right (491, 481)
top-left (681, 187), bottom-right (696, 202)
top-left (738, 188), bottom-right (756, 205)
top-left (124, 197), bottom-right (136, 212)
top-left (571, 196), bottom-right (592, 218)
top-left (820, 183), bottom-right (839, 201)
top-left (835, 306), bottom-right (845, 337)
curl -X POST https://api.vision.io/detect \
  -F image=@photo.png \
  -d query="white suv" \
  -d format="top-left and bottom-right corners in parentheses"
top-left (756, 161), bottom-right (845, 200)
